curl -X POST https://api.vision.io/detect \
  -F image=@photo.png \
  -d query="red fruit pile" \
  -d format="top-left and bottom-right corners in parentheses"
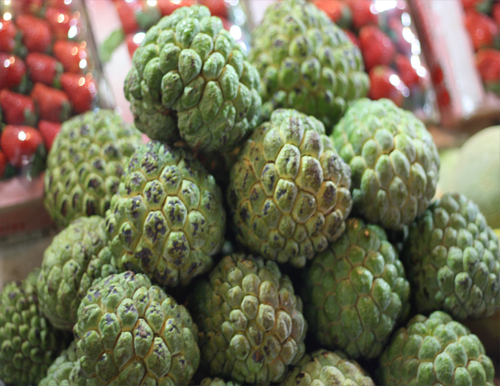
top-left (461, 0), bottom-right (500, 94)
top-left (0, 3), bottom-right (98, 180)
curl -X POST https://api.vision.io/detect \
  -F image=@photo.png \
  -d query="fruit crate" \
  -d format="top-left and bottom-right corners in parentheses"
top-left (0, 0), bottom-right (115, 239)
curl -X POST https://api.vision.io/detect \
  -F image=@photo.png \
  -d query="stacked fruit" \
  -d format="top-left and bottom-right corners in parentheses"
top-left (0, 0), bottom-right (100, 180)
top-left (462, 0), bottom-right (500, 94)
top-left (1, 1), bottom-right (499, 386)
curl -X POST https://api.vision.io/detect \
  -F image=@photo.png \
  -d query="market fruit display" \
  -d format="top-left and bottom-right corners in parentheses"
top-left (37, 216), bottom-right (116, 331)
top-left (73, 271), bottom-right (200, 385)
top-left (282, 349), bottom-right (375, 386)
top-left (189, 253), bottom-right (307, 385)
top-left (44, 109), bottom-right (142, 228)
top-left (378, 311), bottom-right (496, 386)
top-left (332, 98), bottom-right (440, 230)
top-left (124, 5), bottom-right (261, 152)
top-left (303, 218), bottom-right (410, 359)
top-left (404, 192), bottom-right (500, 320)
top-left (105, 140), bottom-right (226, 287)
top-left (228, 109), bottom-right (352, 268)
top-left (249, 0), bottom-right (369, 131)
top-left (38, 342), bottom-right (86, 386)
top-left (0, 270), bottom-right (68, 386)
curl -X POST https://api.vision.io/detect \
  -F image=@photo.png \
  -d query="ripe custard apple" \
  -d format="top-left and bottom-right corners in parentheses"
top-left (124, 5), bottom-right (261, 152)
top-left (249, 0), bottom-right (369, 132)
top-left (282, 349), bottom-right (375, 386)
top-left (44, 109), bottom-right (142, 228)
top-left (303, 218), bottom-right (410, 359)
top-left (105, 141), bottom-right (226, 287)
top-left (189, 253), bottom-right (307, 385)
top-left (404, 192), bottom-right (500, 320)
top-left (73, 271), bottom-right (200, 386)
top-left (39, 342), bottom-right (87, 386)
top-left (228, 109), bottom-right (352, 268)
top-left (332, 98), bottom-right (440, 230)
top-left (38, 216), bottom-right (116, 331)
top-left (378, 311), bottom-right (495, 386)
top-left (200, 378), bottom-right (241, 386)
top-left (0, 271), bottom-right (68, 386)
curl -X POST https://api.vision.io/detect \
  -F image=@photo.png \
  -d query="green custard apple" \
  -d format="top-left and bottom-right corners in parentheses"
top-left (39, 342), bottom-right (87, 386)
top-left (200, 378), bottom-right (241, 386)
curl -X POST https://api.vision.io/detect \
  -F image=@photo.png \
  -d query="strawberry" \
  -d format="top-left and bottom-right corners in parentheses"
top-left (0, 125), bottom-right (43, 168)
top-left (31, 82), bottom-right (71, 123)
top-left (314, 0), bottom-right (351, 28)
top-left (493, 3), bottom-right (500, 27)
top-left (115, 0), bottom-right (161, 34)
top-left (0, 90), bottom-right (37, 126)
top-left (0, 150), bottom-right (6, 178)
top-left (15, 14), bottom-right (52, 53)
top-left (47, 0), bottom-right (72, 11)
top-left (45, 7), bottom-right (73, 40)
top-left (12, 0), bottom-right (44, 16)
top-left (157, 0), bottom-right (195, 16)
top-left (126, 33), bottom-right (141, 58)
top-left (476, 48), bottom-right (500, 92)
top-left (53, 40), bottom-right (87, 73)
top-left (464, 9), bottom-right (498, 50)
top-left (0, 19), bottom-right (19, 53)
top-left (0, 53), bottom-right (28, 91)
top-left (60, 72), bottom-right (96, 114)
top-left (200, 0), bottom-right (227, 18)
top-left (26, 53), bottom-right (63, 87)
top-left (38, 120), bottom-right (61, 152)
top-left (347, 0), bottom-right (378, 30)
top-left (368, 65), bottom-right (406, 107)
top-left (359, 25), bottom-right (395, 71)
top-left (395, 54), bottom-right (420, 87)
top-left (343, 29), bottom-right (359, 47)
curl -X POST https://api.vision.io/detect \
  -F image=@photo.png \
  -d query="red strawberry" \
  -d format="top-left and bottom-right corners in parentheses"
top-left (53, 40), bottom-right (87, 73)
top-left (115, 1), bottom-right (161, 34)
top-left (31, 83), bottom-right (71, 123)
top-left (343, 29), bottom-right (359, 47)
top-left (157, 0), bottom-right (195, 16)
top-left (359, 25), bottom-right (395, 71)
top-left (200, 0), bottom-right (227, 18)
top-left (47, 0), bottom-right (72, 11)
top-left (12, 0), bottom-right (44, 16)
top-left (60, 72), bottom-right (96, 114)
top-left (368, 65), bottom-right (406, 107)
top-left (476, 48), bottom-right (500, 91)
top-left (314, 0), bottom-right (352, 28)
top-left (0, 90), bottom-right (37, 126)
top-left (347, 0), bottom-right (377, 30)
top-left (0, 19), bottom-right (18, 53)
top-left (464, 9), bottom-right (498, 50)
top-left (0, 150), bottom-right (6, 178)
top-left (0, 53), bottom-right (28, 91)
top-left (395, 54), bottom-right (420, 87)
top-left (493, 3), bottom-right (500, 27)
top-left (0, 125), bottom-right (43, 168)
top-left (126, 33), bottom-right (142, 58)
top-left (115, 1), bottom-right (140, 34)
top-left (45, 7), bottom-right (73, 40)
top-left (15, 14), bottom-right (52, 53)
top-left (26, 53), bottom-right (63, 87)
top-left (38, 120), bottom-right (61, 152)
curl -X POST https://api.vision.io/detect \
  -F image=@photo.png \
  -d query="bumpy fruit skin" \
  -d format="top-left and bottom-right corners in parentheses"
top-left (303, 218), bottom-right (410, 359)
top-left (249, 0), bottom-right (369, 132)
top-left (105, 141), bottom-right (226, 287)
top-left (228, 109), bottom-right (352, 268)
top-left (74, 271), bottom-right (200, 386)
top-left (200, 378), bottom-right (241, 386)
top-left (44, 110), bottom-right (142, 228)
top-left (190, 253), bottom-right (307, 385)
top-left (379, 311), bottom-right (496, 386)
top-left (404, 192), bottom-right (500, 320)
top-left (282, 349), bottom-right (375, 386)
top-left (332, 98), bottom-right (440, 230)
top-left (39, 342), bottom-right (87, 386)
top-left (124, 5), bottom-right (261, 152)
top-left (0, 271), bottom-right (67, 386)
top-left (38, 216), bottom-right (116, 331)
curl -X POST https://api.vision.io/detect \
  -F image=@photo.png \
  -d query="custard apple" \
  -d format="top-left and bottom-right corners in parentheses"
top-left (189, 253), bottom-right (307, 385)
top-left (44, 109), bottom-right (142, 228)
top-left (332, 98), bottom-right (440, 230)
top-left (38, 216), bottom-right (116, 331)
top-left (250, 0), bottom-right (369, 131)
top-left (303, 218), bottom-right (410, 359)
top-left (228, 109), bottom-right (352, 268)
top-left (200, 378), bottom-right (241, 386)
top-left (105, 140), bottom-right (226, 287)
top-left (379, 311), bottom-right (495, 386)
top-left (39, 342), bottom-right (87, 386)
top-left (0, 271), bottom-right (68, 386)
top-left (73, 271), bottom-right (200, 386)
top-left (124, 5), bottom-right (261, 152)
top-left (404, 192), bottom-right (500, 320)
top-left (282, 349), bottom-right (375, 386)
